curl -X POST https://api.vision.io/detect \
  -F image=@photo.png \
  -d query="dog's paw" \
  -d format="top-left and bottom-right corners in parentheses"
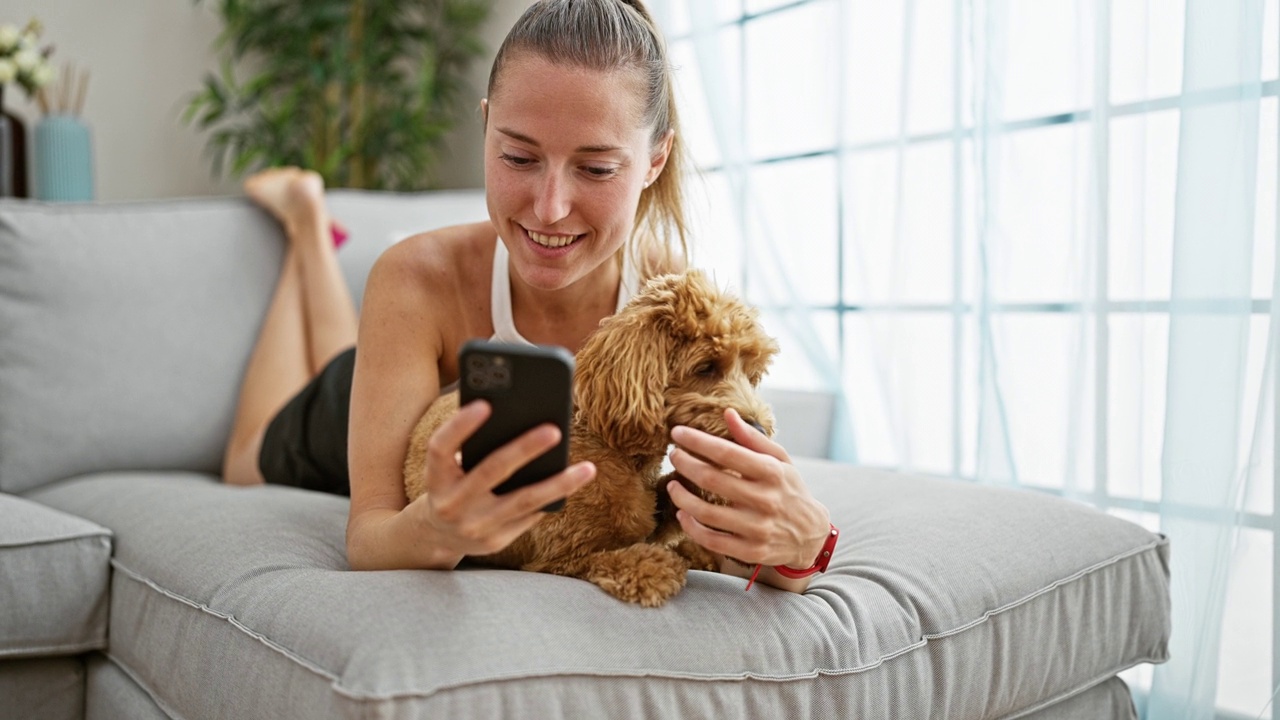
top-left (672, 537), bottom-right (720, 572)
top-left (585, 544), bottom-right (689, 608)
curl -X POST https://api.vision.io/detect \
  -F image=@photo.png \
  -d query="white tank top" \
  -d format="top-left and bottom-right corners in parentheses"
top-left (439, 240), bottom-right (644, 395)
top-left (489, 239), bottom-right (641, 345)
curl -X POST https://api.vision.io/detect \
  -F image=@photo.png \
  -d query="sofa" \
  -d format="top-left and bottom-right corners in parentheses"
top-left (0, 190), bottom-right (1171, 719)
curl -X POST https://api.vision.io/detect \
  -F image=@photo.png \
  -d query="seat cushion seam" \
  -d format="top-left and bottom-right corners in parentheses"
top-left (922, 536), bottom-right (1167, 640)
top-left (0, 639), bottom-right (107, 658)
top-left (0, 532), bottom-right (112, 549)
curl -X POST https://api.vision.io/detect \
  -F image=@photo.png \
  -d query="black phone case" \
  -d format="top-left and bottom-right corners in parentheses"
top-left (459, 339), bottom-right (574, 512)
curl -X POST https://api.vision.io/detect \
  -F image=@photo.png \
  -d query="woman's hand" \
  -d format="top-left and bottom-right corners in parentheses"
top-left (665, 408), bottom-right (831, 592)
top-left (405, 399), bottom-right (596, 566)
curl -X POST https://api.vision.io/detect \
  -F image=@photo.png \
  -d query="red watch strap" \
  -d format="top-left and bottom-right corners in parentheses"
top-left (774, 523), bottom-right (839, 579)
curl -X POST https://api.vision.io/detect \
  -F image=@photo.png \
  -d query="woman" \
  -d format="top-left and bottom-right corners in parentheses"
top-left (223, 0), bottom-right (833, 592)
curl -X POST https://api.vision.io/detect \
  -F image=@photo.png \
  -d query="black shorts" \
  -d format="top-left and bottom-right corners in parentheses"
top-left (258, 347), bottom-right (356, 496)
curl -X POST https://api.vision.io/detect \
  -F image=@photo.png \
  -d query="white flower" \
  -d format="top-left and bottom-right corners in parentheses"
top-left (12, 48), bottom-right (38, 72)
top-left (0, 59), bottom-right (15, 84)
top-left (0, 25), bottom-right (19, 52)
top-left (29, 61), bottom-right (53, 88)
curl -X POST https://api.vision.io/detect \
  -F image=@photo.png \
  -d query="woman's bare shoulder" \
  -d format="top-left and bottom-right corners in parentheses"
top-left (368, 222), bottom-right (496, 296)
top-left (362, 221), bottom-right (496, 361)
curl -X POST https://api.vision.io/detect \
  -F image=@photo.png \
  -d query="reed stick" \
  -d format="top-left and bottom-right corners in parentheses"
top-left (38, 62), bottom-right (90, 117)
top-left (60, 63), bottom-right (71, 114)
top-left (74, 68), bottom-right (88, 116)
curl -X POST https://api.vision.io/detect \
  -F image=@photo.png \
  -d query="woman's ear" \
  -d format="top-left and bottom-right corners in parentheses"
top-left (481, 99), bottom-right (489, 127)
top-left (646, 129), bottom-right (675, 186)
top-left (574, 308), bottom-right (671, 456)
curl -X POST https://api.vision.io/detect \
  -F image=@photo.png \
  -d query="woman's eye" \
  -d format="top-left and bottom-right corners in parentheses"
top-left (500, 153), bottom-right (534, 167)
top-left (584, 165), bottom-right (619, 178)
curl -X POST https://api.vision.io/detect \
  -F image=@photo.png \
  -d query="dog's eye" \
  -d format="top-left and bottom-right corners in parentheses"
top-left (694, 361), bottom-right (718, 377)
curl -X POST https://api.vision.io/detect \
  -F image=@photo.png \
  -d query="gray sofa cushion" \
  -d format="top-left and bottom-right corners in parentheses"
top-left (0, 199), bottom-right (285, 494)
top-left (25, 459), bottom-right (1169, 719)
top-left (0, 657), bottom-right (86, 720)
top-left (1015, 677), bottom-right (1136, 720)
top-left (0, 493), bottom-right (110, 658)
top-left (0, 191), bottom-right (486, 495)
top-left (84, 653), bottom-right (168, 720)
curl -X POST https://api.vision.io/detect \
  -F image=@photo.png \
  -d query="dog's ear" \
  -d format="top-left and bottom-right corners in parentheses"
top-left (575, 295), bottom-right (674, 456)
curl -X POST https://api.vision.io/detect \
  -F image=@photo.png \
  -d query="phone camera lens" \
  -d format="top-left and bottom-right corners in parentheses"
top-left (490, 366), bottom-right (511, 387)
top-left (466, 355), bottom-right (488, 372)
top-left (467, 371), bottom-right (490, 390)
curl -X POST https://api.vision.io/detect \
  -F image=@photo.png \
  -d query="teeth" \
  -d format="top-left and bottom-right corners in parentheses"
top-left (528, 230), bottom-right (578, 248)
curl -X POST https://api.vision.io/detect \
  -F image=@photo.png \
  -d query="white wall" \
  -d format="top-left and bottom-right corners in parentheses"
top-left (0, 0), bottom-right (531, 200)
top-left (447, 0), bottom-right (532, 190)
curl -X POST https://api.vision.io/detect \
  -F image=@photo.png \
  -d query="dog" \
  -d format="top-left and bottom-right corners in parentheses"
top-left (404, 270), bottom-right (779, 607)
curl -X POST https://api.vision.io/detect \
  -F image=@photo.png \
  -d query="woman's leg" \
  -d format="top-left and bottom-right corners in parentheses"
top-left (222, 168), bottom-right (359, 486)
top-left (282, 171), bottom-right (360, 374)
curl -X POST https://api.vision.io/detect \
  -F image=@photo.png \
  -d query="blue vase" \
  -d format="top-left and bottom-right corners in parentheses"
top-left (34, 115), bottom-right (95, 202)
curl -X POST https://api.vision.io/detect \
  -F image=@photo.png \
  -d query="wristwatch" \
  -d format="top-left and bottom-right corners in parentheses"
top-left (744, 523), bottom-right (840, 590)
top-left (773, 523), bottom-right (839, 579)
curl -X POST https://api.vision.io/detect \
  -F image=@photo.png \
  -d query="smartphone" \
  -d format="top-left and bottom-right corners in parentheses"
top-left (459, 339), bottom-right (574, 512)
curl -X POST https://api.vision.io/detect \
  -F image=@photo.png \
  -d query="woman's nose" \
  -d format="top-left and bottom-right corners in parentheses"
top-left (534, 172), bottom-right (571, 225)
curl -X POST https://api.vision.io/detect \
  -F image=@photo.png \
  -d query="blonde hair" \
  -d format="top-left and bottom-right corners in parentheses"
top-left (487, 0), bottom-right (690, 279)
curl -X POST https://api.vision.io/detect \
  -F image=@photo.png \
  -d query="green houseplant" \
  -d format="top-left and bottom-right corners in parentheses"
top-left (185, 0), bottom-right (489, 190)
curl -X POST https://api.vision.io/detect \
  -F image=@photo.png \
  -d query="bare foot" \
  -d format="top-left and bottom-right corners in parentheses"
top-left (243, 167), bottom-right (327, 236)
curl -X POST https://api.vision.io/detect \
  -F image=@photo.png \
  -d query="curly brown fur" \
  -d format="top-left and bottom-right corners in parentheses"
top-left (404, 270), bottom-right (778, 607)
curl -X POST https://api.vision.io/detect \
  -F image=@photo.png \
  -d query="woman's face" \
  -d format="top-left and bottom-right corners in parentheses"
top-left (484, 54), bottom-right (669, 292)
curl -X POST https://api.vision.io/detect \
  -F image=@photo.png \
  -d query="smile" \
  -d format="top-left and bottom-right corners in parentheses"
top-left (525, 227), bottom-right (582, 249)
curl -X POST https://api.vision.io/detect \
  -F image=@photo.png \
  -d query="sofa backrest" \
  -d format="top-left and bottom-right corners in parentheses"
top-left (0, 190), bottom-right (487, 494)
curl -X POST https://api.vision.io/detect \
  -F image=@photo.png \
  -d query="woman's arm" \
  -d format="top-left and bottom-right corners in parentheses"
top-left (345, 235), bottom-right (595, 571)
top-left (664, 409), bottom-right (832, 593)
top-left (345, 238), bottom-right (458, 570)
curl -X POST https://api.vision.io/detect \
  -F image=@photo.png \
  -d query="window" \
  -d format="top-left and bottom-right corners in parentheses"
top-left (653, 0), bottom-right (1280, 716)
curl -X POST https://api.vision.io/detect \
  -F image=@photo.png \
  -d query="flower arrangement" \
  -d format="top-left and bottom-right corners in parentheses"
top-left (0, 19), bottom-right (55, 99)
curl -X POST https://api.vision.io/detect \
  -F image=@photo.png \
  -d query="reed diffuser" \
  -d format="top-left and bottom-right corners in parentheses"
top-left (34, 61), bottom-right (94, 201)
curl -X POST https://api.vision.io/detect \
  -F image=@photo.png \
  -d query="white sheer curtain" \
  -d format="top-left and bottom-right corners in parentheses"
top-left (653, 0), bottom-right (1280, 716)
top-left (679, 2), bottom-right (858, 463)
